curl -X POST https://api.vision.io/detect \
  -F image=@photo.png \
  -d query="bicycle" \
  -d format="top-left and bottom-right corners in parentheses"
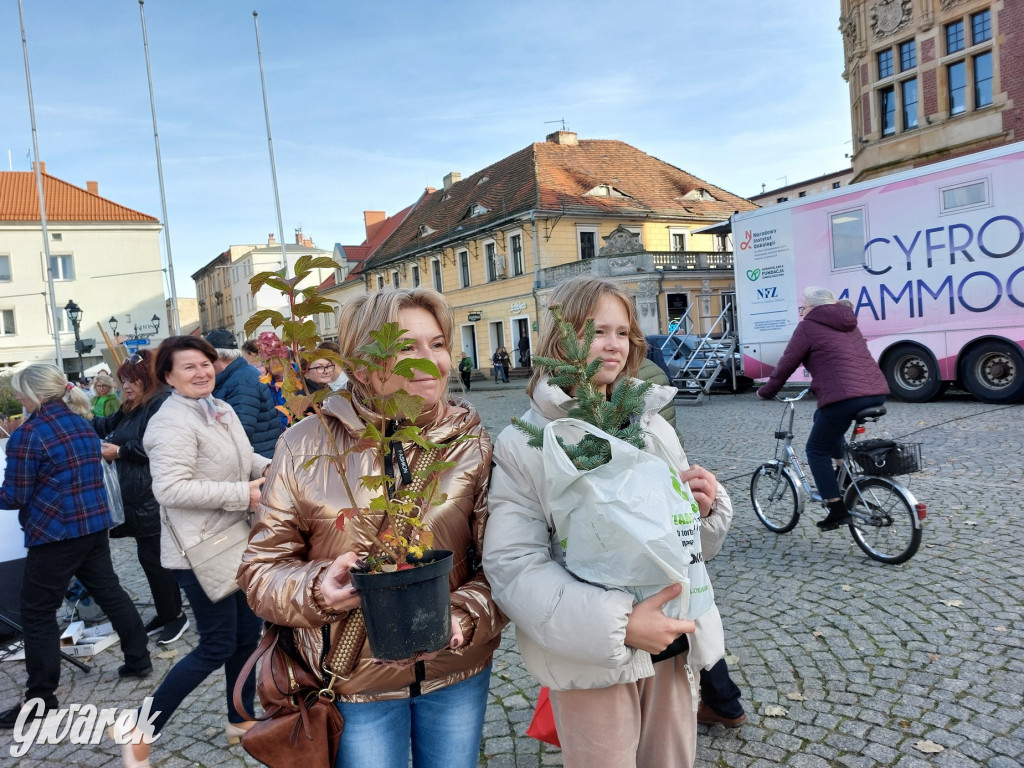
top-left (750, 389), bottom-right (926, 564)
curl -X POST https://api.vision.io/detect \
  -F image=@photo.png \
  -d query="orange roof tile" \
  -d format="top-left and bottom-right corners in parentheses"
top-left (367, 137), bottom-right (754, 269)
top-left (0, 171), bottom-right (158, 223)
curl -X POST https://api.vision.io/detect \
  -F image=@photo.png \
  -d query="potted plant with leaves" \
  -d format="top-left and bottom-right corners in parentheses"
top-left (513, 306), bottom-right (713, 621)
top-left (244, 256), bottom-right (471, 659)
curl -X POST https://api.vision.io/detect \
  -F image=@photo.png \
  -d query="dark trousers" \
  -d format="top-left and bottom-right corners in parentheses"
top-left (135, 534), bottom-right (183, 623)
top-left (807, 394), bottom-right (887, 500)
top-left (460, 371), bottom-right (471, 390)
top-left (699, 658), bottom-right (744, 718)
top-left (21, 531), bottom-right (150, 707)
top-left (149, 569), bottom-right (261, 733)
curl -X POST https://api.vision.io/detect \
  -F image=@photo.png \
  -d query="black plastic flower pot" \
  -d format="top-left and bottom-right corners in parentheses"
top-left (349, 549), bottom-right (454, 661)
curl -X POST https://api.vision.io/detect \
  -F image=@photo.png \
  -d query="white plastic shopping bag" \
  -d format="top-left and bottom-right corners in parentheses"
top-left (542, 418), bottom-right (712, 621)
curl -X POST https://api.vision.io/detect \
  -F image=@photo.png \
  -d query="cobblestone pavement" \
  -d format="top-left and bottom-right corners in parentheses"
top-left (2, 383), bottom-right (1022, 767)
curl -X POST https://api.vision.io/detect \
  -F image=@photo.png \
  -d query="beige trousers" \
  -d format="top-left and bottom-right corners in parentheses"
top-left (548, 654), bottom-right (698, 768)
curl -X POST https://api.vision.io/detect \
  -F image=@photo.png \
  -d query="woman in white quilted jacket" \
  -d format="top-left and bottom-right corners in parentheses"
top-left (115, 336), bottom-right (271, 768)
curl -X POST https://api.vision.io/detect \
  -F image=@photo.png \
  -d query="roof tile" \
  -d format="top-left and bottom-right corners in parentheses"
top-left (0, 171), bottom-right (158, 222)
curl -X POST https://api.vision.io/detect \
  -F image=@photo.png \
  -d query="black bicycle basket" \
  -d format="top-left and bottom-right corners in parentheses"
top-left (849, 439), bottom-right (922, 476)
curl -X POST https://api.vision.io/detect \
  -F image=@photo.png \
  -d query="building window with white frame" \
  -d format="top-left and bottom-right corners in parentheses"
top-left (484, 241), bottom-right (498, 282)
top-left (669, 228), bottom-right (688, 252)
top-left (0, 255), bottom-right (11, 282)
top-left (509, 233), bottom-right (524, 276)
top-left (411, 264), bottom-right (421, 287)
top-left (577, 227), bottom-right (598, 260)
top-left (458, 250), bottom-right (470, 288)
top-left (392, 270), bottom-right (400, 288)
top-left (49, 254), bottom-right (75, 281)
top-left (1, 309), bottom-right (16, 335)
top-left (431, 258), bottom-right (443, 292)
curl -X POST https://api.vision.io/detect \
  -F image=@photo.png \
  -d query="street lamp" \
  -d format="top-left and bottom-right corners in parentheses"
top-left (151, 314), bottom-right (161, 337)
top-left (108, 316), bottom-right (118, 336)
top-left (64, 299), bottom-right (84, 378)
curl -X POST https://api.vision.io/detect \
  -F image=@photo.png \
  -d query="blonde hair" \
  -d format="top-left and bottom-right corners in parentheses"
top-left (528, 276), bottom-right (646, 397)
top-left (337, 288), bottom-right (454, 406)
top-left (92, 373), bottom-right (116, 390)
top-left (10, 363), bottom-right (91, 418)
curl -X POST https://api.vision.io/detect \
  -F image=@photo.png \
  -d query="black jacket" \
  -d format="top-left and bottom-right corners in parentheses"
top-left (93, 391), bottom-right (170, 538)
top-left (212, 356), bottom-right (283, 458)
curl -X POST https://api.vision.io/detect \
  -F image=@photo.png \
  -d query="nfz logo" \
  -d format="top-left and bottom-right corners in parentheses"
top-left (756, 287), bottom-right (778, 299)
top-left (745, 268), bottom-right (760, 281)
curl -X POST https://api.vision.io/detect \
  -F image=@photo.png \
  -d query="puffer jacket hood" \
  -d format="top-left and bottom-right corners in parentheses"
top-left (238, 391), bottom-right (505, 702)
top-left (806, 303), bottom-right (857, 332)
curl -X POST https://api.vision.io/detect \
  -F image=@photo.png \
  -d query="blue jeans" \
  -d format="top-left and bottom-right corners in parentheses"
top-left (807, 394), bottom-right (887, 500)
top-left (334, 665), bottom-right (491, 768)
top-left (148, 569), bottom-right (262, 733)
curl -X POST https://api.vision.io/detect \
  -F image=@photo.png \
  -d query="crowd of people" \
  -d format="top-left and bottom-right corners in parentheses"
top-left (0, 278), bottom-right (881, 768)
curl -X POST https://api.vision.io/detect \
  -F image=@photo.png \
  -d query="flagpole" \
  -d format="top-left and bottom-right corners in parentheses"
top-left (138, 0), bottom-right (181, 334)
top-left (252, 10), bottom-right (290, 279)
top-left (18, 0), bottom-right (63, 368)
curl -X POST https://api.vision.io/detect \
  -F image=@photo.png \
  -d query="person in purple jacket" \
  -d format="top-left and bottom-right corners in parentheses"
top-left (756, 287), bottom-right (889, 531)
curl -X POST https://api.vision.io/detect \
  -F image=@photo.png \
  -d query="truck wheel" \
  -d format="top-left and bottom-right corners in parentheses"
top-left (961, 340), bottom-right (1024, 404)
top-left (883, 344), bottom-right (942, 402)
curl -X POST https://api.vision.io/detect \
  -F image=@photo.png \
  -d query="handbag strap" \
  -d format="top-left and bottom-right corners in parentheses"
top-left (233, 624), bottom-right (280, 721)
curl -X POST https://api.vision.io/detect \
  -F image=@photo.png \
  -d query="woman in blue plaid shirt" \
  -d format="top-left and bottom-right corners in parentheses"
top-left (0, 364), bottom-right (151, 729)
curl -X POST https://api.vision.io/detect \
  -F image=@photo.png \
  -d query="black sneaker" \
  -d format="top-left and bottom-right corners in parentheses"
top-left (157, 614), bottom-right (189, 645)
top-left (0, 701), bottom-right (54, 729)
top-left (143, 616), bottom-right (165, 636)
top-left (118, 662), bottom-right (153, 679)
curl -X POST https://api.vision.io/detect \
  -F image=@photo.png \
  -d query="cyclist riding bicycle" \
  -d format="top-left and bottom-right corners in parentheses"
top-left (756, 287), bottom-right (889, 531)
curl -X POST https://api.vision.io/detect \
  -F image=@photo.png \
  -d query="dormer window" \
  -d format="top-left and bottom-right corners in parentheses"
top-left (584, 184), bottom-right (629, 198)
top-left (682, 188), bottom-right (718, 201)
top-left (476, 176), bottom-right (490, 186)
top-left (468, 204), bottom-right (490, 217)
top-left (418, 224), bottom-right (436, 237)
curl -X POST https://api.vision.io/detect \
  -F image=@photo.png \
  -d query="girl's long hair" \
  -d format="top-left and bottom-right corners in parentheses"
top-left (527, 276), bottom-right (646, 397)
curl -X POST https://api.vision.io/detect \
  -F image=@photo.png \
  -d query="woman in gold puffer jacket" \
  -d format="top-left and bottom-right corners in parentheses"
top-left (237, 288), bottom-right (505, 768)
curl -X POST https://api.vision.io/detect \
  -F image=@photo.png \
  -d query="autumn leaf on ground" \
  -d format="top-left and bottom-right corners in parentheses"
top-left (941, 599), bottom-right (963, 607)
top-left (994, 626), bottom-right (1007, 632)
top-left (812, 630), bottom-right (823, 637)
top-left (914, 740), bottom-right (945, 754)
top-left (724, 654), bottom-right (740, 665)
top-left (928, 653), bottom-right (940, 661)
top-left (786, 692), bottom-right (805, 701)
top-left (764, 705), bottom-right (789, 718)
top-left (841, 585), bottom-right (853, 592)
top-left (156, 649), bottom-right (178, 659)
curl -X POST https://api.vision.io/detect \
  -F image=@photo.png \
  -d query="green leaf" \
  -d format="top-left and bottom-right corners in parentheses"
top-left (244, 309), bottom-right (284, 335)
top-left (393, 358), bottom-right (440, 381)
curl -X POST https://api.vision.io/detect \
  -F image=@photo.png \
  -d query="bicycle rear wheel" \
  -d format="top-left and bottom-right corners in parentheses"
top-left (844, 477), bottom-right (921, 564)
top-left (751, 462), bottom-right (800, 533)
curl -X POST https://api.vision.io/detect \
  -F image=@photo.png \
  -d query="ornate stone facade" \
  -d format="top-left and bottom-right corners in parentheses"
top-left (870, 0), bottom-right (913, 38)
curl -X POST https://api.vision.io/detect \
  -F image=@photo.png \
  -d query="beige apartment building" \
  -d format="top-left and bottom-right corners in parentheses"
top-left (841, 0), bottom-right (1022, 181)
top-left (362, 132), bottom-right (756, 372)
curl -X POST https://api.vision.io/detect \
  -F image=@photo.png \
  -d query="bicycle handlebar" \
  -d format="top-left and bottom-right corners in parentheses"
top-left (775, 388), bottom-right (811, 403)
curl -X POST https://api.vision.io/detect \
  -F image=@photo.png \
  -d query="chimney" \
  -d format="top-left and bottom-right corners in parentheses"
top-left (443, 171), bottom-right (461, 190)
top-left (33, 161), bottom-right (47, 174)
top-left (295, 227), bottom-right (303, 245)
top-left (303, 237), bottom-right (312, 247)
top-left (268, 233), bottom-right (276, 246)
top-left (86, 181), bottom-right (98, 195)
top-left (546, 130), bottom-right (579, 147)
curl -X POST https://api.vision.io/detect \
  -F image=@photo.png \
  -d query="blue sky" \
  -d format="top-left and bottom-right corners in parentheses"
top-left (1, 1), bottom-right (852, 299)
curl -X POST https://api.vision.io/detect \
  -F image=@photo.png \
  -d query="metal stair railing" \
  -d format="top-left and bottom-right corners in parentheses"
top-left (670, 302), bottom-right (739, 404)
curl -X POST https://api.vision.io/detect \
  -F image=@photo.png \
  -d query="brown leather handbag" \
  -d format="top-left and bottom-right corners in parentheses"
top-left (233, 623), bottom-right (344, 768)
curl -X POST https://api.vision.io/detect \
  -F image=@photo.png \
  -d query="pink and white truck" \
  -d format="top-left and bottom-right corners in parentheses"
top-left (733, 141), bottom-right (1024, 404)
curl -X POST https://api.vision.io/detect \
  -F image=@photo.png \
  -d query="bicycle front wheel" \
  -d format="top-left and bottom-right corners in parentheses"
top-left (844, 477), bottom-right (921, 564)
top-left (751, 462), bottom-right (800, 533)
